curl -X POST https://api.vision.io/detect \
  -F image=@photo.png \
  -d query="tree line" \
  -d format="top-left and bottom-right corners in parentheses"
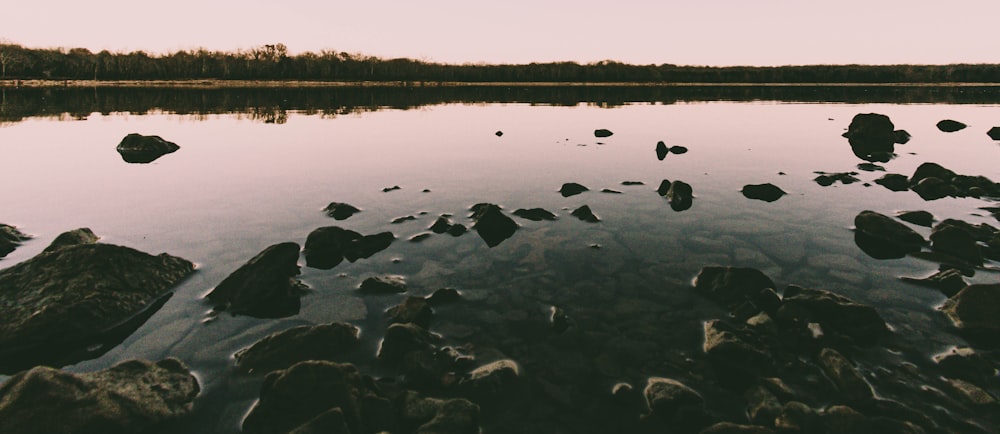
top-left (2, 42), bottom-right (1000, 83)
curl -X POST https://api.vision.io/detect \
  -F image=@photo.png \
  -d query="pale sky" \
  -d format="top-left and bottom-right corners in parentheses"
top-left (3, 0), bottom-right (999, 66)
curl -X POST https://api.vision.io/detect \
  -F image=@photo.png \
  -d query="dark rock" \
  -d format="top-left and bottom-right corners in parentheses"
top-left (601, 188), bottom-right (622, 194)
top-left (656, 141), bottom-right (668, 160)
top-left (42, 227), bottom-right (99, 253)
top-left (242, 361), bottom-right (366, 434)
top-left (820, 405), bottom-right (872, 434)
top-left (670, 145), bottom-right (689, 154)
top-left (0, 358), bottom-right (199, 434)
top-left (287, 408), bottom-right (351, 434)
top-left (409, 232), bottom-right (433, 243)
top-left (470, 203), bottom-right (517, 247)
top-left (854, 210), bottom-right (926, 257)
top-left (0, 224), bottom-right (31, 258)
top-left (741, 183), bottom-right (787, 202)
top-left (930, 224), bottom-right (983, 265)
top-left (235, 322), bottom-right (361, 374)
top-left (699, 422), bottom-right (778, 433)
top-left (893, 129), bottom-right (911, 144)
top-left (775, 401), bottom-right (820, 433)
top-left (875, 173), bottom-right (911, 192)
top-left (944, 378), bottom-right (996, 405)
top-left (206, 242), bottom-right (303, 318)
top-left (818, 347), bottom-right (874, 402)
top-left (392, 215), bottom-right (417, 224)
top-left (116, 133), bottom-right (180, 163)
top-left (703, 320), bottom-right (774, 378)
top-left (430, 216), bottom-right (456, 234)
top-left (941, 283), bottom-right (1000, 333)
top-left (900, 269), bottom-right (967, 297)
top-left (559, 182), bottom-right (589, 197)
top-left (814, 171), bottom-right (861, 186)
top-left (936, 119), bottom-right (967, 132)
top-left (842, 113), bottom-right (898, 162)
top-left (778, 285), bottom-right (889, 345)
top-left (459, 359), bottom-right (521, 405)
top-left (387, 296), bottom-right (434, 328)
top-left (644, 377), bottom-right (704, 422)
top-left (857, 163), bottom-right (885, 172)
top-left (495, 131), bottom-right (503, 137)
top-left (400, 347), bottom-right (471, 390)
top-left (359, 275), bottom-right (407, 294)
top-left (745, 384), bottom-right (781, 425)
top-left (933, 347), bottom-right (995, 384)
top-left (656, 179), bottom-right (672, 196)
top-left (303, 227), bottom-right (394, 269)
top-left (416, 397), bottom-right (480, 434)
top-left (571, 205), bottom-right (600, 223)
top-left (911, 177), bottom-right (958, 201)
top-left (622, 181), bottom-right (645, 186)
top-left (693, 266), bottom-right (777, 308)
top-left (0, 236), bottom-right (194, 372)
top-left (513, 208), bottom-right (558, 221)
top-left (594, 129), bottom-right (613, 138)
top-left (988, 127), bottom-right (1000, 140)
top-left (323, 202), bottom-right (361, 220)
top-left (897, 210), bottom-right (933, 228)
top-left (379, 322), bottom-right (439, 360)
top-left (426, 288), bottom-right (462, 305)
top-left (666, 180), bottom-right (693, 211)
top-left (910, 162), bottom-right (956, 184)
top-left (383, 185), bottom-right (401, 192)
top-left (550, 306), bottom-right (570, 333)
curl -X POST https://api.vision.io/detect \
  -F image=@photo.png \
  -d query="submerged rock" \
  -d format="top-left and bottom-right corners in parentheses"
top-left (304, 226), bottom-right (394, 269)
top-left (0, 358), bottom-right (199, 434)
top-left (900, 268), bottom-right (967, 297)
top-left (513, 208), bottom-right (558, 221)
top-left (323, 202), bottom-right (361, 220)
top-left (0, 232), bottom-right (194, 372)
top-left (594, 129), bottom-right (614, 138)
top-left (116, 133), bottom-right (180, 163)
top-left (571, 205), bottom-right (600, 223)
top-left (206, 242), bottom-right (303, 318)
top-left (559, 182), bottom-right (589, 197)
top-left (741, 183), bottom-right (787, 202)
top-left (814, 171), bottom-right (861, 186)
top-left (0, 223), bottom-right (32, 258)
top-left (235, 322), bottom-right (361, 374)
top-left (387, 296), bottom-right (434, 328)
top-left (930, 224), bottom-right (983, 265)
top-left (470, 203), bottom-right (517, 248)
top-left (941, 283), bottom-right (1000, 333)
top-left (936, 119), bottom-right (967, 132)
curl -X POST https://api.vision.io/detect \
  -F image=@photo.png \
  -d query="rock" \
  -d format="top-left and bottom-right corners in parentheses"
top-left (242, 361), bottom-right (367, 434)
top-left (594, 129), bottom-right (613, 138)
top-left (670, 145), bottom-right (689, 154)
top-left (745, 384), bottom-right (781, 425)
top-left (622, 181), bottom-right (645, 186)
top-left (469, 203), bottom-right (517, 248)
top-left (234, 322), bottom-right (361, 374)
top-left (854, 210), bottom-right (926, 257)
top-left (814, 171), bottom-right (861, 186)
top-left (287, 408), bottom-right (351, 434)
top-left (644, 377), bottom-right (705, 422)
top-left (0, 224), bottom-right (31, 258)
top-left (206, 242), bottom-right (303, 318)
top-left (0, 235), bottom-right (194, 372)
top-left (988, 127), bottom-right (1000, 140)
top-left (383, 185), bottom-right (401, 192)
top-left (409, 232), bottom-right (433, 242)
top-left (821, 405), bottom-right (872, 434)
top-left (893, 130), bottom-right (911, 144)
top-left (392, 215), bottom-right (417, 224)
top-left (896, 211), bottom-right (933, 228)
top-left (666, 180), bottom-right (693, 211)
top-left (446, 223), bottom-right (468, 236)
top-left (818, 348), bottom-right (874, 402)
top-left (930, 224), bottom-right (983, 265)
top-left (656, 141), bottom-right (669, 160)
top-left (430, 216), bottom-right (456, 234)
top-left (842, 113), bottom-right (897, 161)
top-left (601, 188), bottom-right (622, 194)
top-left (359, 275), bottom-right (407, 294)
top-left (693, 266), bottom-right (777, 308)
top-left (936, 119), bottom-right (967, 132)
top-left (416, 398), bottom-right (480, 434)
top-left (115, 133), bottom-right (180, 163)
top-left (0, 358), bottom-right (199, 434)
top-left (775, 401), bottom-right (819, 432)
top-left (778, 285), bottom-right (889, 345)
top-left (571, 205), bottom-right (600, 223)
top-left (911, 177), bottom-right (958, 201)
top-left (900, 269), bottom-right (967, 297)
top-left (910, 162), bottom-right (956, 185)
top-left (657, 179), bottom-right (672, 196)
top-left (323, 202), bottom-right (361, 220)
top-left (378, 322), bottom-right (439, 360)
top-left (943, 378), bottom-right (996, 405)
top-left (933, 347), bottom-right (995, 384)
top-left (426, 288), bottom-right (462, 305)
top-left (698, 422), bottom-right (777, 433)
top-left (459, 359), bottom-right (521, 405)
top-left (550, 306), bottom-right (570, 333)
top-left (703, 320), bottom-right (774, 378)
top-left (400, 347), bottom-right (472, 390)
top-left (513, 208), bottom-right (558, 221)
top-left (875, 174), bottom-right (911, 192)
top-left (42, 227), bottom-right (99, 253)
top-left (559, 182), bottom-right (589, 197)
top-left (741, 183), bottom-right (786, 202)
top-left (941, 283), bottom-right (1000, 333)
top-left (495, 130), bottom-right (503, 137)
top-left (387, 296), bottom-right (434, 328)
top-left (857, 163), bottom-right (885, 172)
top-left (304, 227), bottom-right (394, 269)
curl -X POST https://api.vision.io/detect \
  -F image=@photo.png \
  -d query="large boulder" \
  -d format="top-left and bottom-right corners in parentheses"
top-left (941, 283), bottom-right (1000, 333)
top-left (853, 210), bottom-right (926, 259)
top-left (0, 223), bottom-right (31, 258)
top-left (116, 133), bottom-right (180, 163)
top-left (0, 358), bottom-right (199, 434)
top-left (242, 361), bottom-right (367, 434)
top-left (0, 232), bottom-right (194, 372)
top-left (777, 285), bottom-right (889, 345)
top-left (666, 180), bottom-right (693, 211)
top-left (206, 242), bottom-right (304, 318)
top-left (235, 322), bottom-right (361, 374)
top-left (842, 113), bottom-right (900, 162)
top-left (303, 226), bottom-right (394, 269)
top-left (470, 203), bottom-right (517, 248)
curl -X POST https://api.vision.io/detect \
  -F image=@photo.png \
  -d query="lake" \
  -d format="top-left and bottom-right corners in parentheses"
top-left (1, 86), bottom-right (998, 433)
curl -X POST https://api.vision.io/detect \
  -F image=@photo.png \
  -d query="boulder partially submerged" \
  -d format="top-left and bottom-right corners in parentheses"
top-left (303, 226), bottom-right (394, 269)
top-left (0, 224), bottom-right (31, 258)
top-left (942, 283), bottom-right (1000, 334)
top-left (235, 322), bottom-right (361, 374)
top-left (206, 242), bottom-right (304, 318)
top-left (0, 358), bottom-right (199, 434)
top-left (841, 113), bottom-right (908, 162)
top-left (742, 184), bottom-right (787, 202)
top-left (470, 203), bottom-right (517, 247)
top-left (116, 133), bottom-right (180, 163)
top-left (0, 230), bottom-right (194, 372)
top-left (853, 210), bottom-right (926, 259)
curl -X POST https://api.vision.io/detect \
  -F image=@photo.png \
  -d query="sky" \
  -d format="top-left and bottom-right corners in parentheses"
top-left (3, 0), bottom-right (999, 66)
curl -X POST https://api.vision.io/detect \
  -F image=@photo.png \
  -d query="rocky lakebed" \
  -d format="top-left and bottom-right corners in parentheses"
top-left (1, 97), bottom-right (999, 434)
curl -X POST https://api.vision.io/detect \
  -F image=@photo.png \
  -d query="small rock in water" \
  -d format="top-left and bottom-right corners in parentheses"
top-left (941, 283), bottom-right (1000, 333)
top-left (857, 163), bottom-right (885, 172)
top-left (655, 141), bottom-right (669, 160)
top-left (513, 208), bottom-right (558, 221)
top-left (470, 203), bottom-right (518, 247)
top-left (571, 205), bottom-right (600, 223)
top-left (115, 133), bottom-right (180, 164)
top-left (656, 179), bottom-right (672, 196)
top-left (666, 180), bottom-right (693, 211)
top-left (382, 185), bottom-right (401, 192)
top-left (594, 129), bottom-right (613, 138)
top-left (235, 322), bottom-right (361, 374)
top-left (900, 268), bottom-right (967, 297)
top-left (936, 119), bottom-right (967, 132)
top-left (741, 183), bottom-right (787, 202)
top-left (622, 180), bottom-right (645, 186)
top-left (391, 215), bottom-right (417, 224)
top-left (426, 288), bottom-right (462, 305)
top-left (559, 182), bottom-right (589, 197)
top-left (987, 127), bottom-right (1000, 140)
top-left (896, 210), bottom-right (933, 227)
top-left (813, 171), bottom-right (861, 186)
top-left (853, 210), bottom-right (926, 259)
top-left (601, 188), bottom-right (622, 194)
top-left (669, 145), bottom-right (688, 154)
top-left (387, 296), bottom-right (434, 328)
top-left (359, 275), bottom-right (407, 294)
top-left (874, 173), bottom-right (910, 192)
top-left (495, 130), bottom-right (503, 137)
top-left (323, 202), bottom-right (361, 220)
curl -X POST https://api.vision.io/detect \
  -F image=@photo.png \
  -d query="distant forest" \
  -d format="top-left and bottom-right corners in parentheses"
top-left (2, 42), bottom-right (1000, 83)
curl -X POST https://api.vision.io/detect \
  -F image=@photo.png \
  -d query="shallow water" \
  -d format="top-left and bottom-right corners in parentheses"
top-left (2, 88), bottom-right (999, 432)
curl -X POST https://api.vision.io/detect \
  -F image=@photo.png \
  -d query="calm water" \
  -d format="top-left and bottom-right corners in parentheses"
top-left (2, 87), bottom-right (999, 432)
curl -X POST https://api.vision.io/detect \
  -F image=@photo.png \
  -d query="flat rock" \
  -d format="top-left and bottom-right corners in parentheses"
top-left (116, 133), bottom-right (180, 163)
top-left (206, 242), bottom-right (303, 318)
top-left (742, 183), bottom-right (786, 202)
top-left (323, 202), bottom-right (361, 220)
top-left (942, 283), bottom-right (1000, 333)
top-left (936, 119), bottom-right (967, 132)
top-left (559, 182), bottom-right (589, 197)
top-left (814, 171), bottom-right (861, 186)
top-left (0, 233), bottom-right (194, 371)
top-left (513, 208), bottom-right (558, 221)
top-left (0, 358), bottom-right (199, 434)
top-left (854, 210), bottom-right (926, 258)
top-left (359, 275), bottom-right (407, 294)
top-left (235, 322), bottom-right (361, 374)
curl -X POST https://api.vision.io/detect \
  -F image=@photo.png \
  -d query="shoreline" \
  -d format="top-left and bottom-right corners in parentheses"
top-left (4, 79), bottom-right (1000, 89)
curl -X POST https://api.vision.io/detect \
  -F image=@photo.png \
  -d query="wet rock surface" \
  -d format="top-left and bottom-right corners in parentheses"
top-left (116, 133), bottom-right (180, 163)
top-left (0, 358), bottom-right (199, 434)
top-left (0, 223), bottom-right (31, 258)
top-left (842, 113), bottom-right (906, 162)
top-left (470, 203), bottom-right (518, 247)
top-left (666, 180), bottom-right (694, 211)
top-left (854, 210), bottom-right (926, 258)
top-left (741, 183), bottom-right (786, 202)
top-left (0, 230), bottom-right (194, 372)
top-left (235, 322), bottom-right (361, 374)
top-left (206, 242), bottom-right (304, 318)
